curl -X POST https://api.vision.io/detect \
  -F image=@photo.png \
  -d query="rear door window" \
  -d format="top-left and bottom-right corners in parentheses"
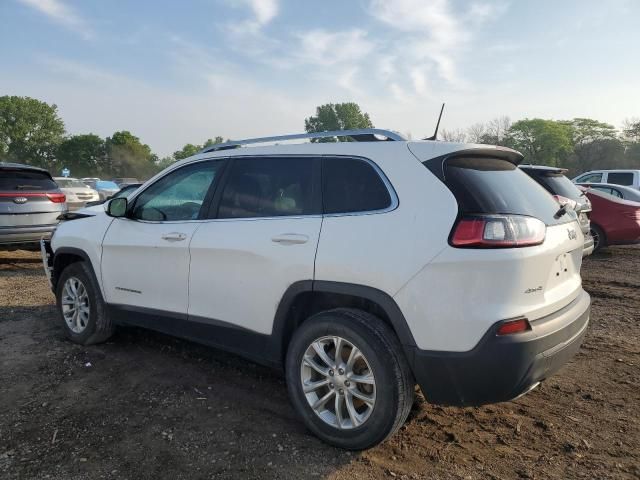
top-left (322, 157), bottom-right (392, 214)
top-left (217, 157), bottom-right (317, 219)
top-left (0, 169), bottom-right (57, 191)
top-left (606, 172), bottom-right (635, 186)
top-left (433, 157), bottom-right (571, 226)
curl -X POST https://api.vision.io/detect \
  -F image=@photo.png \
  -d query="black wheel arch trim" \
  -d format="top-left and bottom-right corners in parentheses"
top-left (269, 280), bottom-right (418, 366)
top-left (52, 247), bottom-right (98, 292)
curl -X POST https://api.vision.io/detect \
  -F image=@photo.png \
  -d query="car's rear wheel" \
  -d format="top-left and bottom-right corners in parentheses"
top-left (56, 261), bottom-right (114, 345)
top-left (285, 308), bottom-right (414, 450)
top-left (590, 224), bottom-right (606, 252)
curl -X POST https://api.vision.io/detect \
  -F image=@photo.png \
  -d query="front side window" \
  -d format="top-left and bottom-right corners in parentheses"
top-left (132, 161), bottom-right (220, 221)
top-left (217, 157), bottom-right (316, 219)
top-left (607, 172), bottom-right (634, 186)
top-left (322, 157), bottom-right (392, 214)
top-left (577, 173), bottom-right (603, 183)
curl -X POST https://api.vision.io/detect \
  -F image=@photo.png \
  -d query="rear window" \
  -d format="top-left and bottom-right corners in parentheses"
top-left (0, 169), bottom-right (57, 191)
top-left (438, 157), bottom-right (572, 225)
top-left (526, 171), bottom-right (584, 200)
top-left (607, 172), bottom-right (635, 186)
top-left (56, 178), bottom-right (89, 188)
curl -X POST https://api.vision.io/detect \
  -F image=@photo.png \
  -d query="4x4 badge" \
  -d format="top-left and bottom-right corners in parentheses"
top-left (567, 228), bottom-right (577, 240)
top-left (13, 197), bottom-right (28, 204)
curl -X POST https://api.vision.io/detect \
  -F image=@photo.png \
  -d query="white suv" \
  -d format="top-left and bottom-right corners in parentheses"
top-left (41, 129), bottom-right (591, 449)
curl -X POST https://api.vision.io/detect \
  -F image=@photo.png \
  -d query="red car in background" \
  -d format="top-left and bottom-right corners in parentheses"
top-left (581, 186), bottom-right (640, 251)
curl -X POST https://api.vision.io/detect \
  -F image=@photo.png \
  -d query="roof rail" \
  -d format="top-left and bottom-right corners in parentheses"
top-left (199, 128), bottom-right (407, 153)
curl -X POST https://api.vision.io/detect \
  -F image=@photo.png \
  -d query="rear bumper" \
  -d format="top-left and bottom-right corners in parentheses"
top-left (408, 289), bottom-right (591, 406)
top-left (0, 225), bottom-right (57, 247)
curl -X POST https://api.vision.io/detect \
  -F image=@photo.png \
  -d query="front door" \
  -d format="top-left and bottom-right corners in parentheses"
top-left (101, 160), bottom-right (224, 314)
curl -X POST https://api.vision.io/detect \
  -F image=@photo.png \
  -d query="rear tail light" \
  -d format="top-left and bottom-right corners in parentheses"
top-left (451, 215), bottom-right (546, 248)
top-left (46, 193), bottom-right (66, 203)
top-left (497, 318), bottom-right (531, 335)
top-left (552, 195), bottom-right (577, 210)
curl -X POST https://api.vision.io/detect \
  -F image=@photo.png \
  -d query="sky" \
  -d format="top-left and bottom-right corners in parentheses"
top-left (1, 0), bottom-right (639, 157)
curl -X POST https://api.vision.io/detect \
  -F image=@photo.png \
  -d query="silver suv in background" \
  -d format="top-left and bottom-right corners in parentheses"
top-left (0, 162), bottom-right (66, 250)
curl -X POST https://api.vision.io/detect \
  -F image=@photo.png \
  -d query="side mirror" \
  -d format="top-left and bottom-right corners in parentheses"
top-left (107, 197), bottom-right (128, 218)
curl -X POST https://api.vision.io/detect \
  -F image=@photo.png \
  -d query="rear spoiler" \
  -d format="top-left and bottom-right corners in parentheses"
top-left (414, 145), bottom-right (525, 183)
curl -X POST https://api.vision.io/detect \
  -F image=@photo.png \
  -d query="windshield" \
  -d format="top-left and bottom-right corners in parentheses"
top-left (56, 178), bottom-right (89, 188)
top-left (96, 181), bottom-right (119, 189)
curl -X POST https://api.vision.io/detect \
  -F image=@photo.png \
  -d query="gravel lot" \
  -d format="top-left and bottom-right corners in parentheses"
top-left (1, 247), bottom-right (638, 480)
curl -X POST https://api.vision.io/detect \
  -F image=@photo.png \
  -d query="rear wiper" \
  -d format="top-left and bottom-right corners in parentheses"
top-left (554, 204), bottom-right (568, 219)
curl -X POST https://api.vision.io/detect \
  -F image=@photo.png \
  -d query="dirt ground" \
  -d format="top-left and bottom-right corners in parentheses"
top-left (0, 247), bottom-right (638, 480)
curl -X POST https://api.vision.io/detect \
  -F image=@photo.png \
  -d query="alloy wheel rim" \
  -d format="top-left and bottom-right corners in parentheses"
top-left (591, 228), bottom-right (600, 249)
top-left (300, 335), bottom-right (376, 430)
top-left (61, 277), bottom-right (90, 334)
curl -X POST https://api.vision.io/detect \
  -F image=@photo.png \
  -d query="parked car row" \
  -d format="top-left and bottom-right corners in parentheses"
top-left (0, 163), bottom-right (141, 250)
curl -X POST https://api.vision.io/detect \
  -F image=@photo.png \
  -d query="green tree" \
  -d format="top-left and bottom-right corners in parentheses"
top-left (0, 95), bottom-right (65, 170)
top-left (304, 103), bottom-right (373, 142)
top-left (105, 131), bottom-right (155, 179)
top-left (56, 134), bottom-right (106, 178)
top-left (561, 118), bottom-right (618, 145)
top-left (505, 119), bottom-right (574, 166)
top-left (622, 119), bottom-right (640, 143)
top-left (172, 137), bottom-right (224, 161)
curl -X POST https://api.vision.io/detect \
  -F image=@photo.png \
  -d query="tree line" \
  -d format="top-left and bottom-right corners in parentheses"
top-left (1, 95), bottom-right (638, 179)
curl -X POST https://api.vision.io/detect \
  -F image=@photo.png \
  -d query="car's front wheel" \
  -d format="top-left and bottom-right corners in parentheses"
top-left (285, 308), bottom-right (414, 449)
top-left (56, 261), bottom-right (114, 345)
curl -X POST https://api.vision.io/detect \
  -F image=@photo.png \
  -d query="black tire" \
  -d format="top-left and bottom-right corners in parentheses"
top-left (55, 261), bottom-right (114, 345)
top-left (285, 308), bottom-right (414, 450)
top-left (590, 224), bottom-right (606, 252)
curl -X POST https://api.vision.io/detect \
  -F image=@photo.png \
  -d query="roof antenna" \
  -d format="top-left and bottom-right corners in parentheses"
top-left (424, 103), bottom-right (445, 140)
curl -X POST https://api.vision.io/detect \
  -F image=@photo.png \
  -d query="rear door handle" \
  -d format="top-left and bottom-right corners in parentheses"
top-left (161, 232), bottom-right (187, 242)
top-left (271, 233), bottom-right (309, 245)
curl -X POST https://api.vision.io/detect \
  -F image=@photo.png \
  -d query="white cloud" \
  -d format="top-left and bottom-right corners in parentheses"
top-left (295, 29), bottom-right (373, 66)
top-left (17, 0), bottom-right (91, 38)
top-left (246, 0), bottom-right (278, 25)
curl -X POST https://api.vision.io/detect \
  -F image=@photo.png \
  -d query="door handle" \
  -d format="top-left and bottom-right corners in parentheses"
top-left (161, 232), bottom-right (188, 242)
top-left (271, 233), bottom-right (309, 245)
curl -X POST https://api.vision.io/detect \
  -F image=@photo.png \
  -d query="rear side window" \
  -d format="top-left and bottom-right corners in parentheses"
top-left (218, 157), bottom-right (316, 218)
top-left (0, 169), bottom-right (57, 191)
top-left (437, 157), bottom-right (570, 225)
top-left (607, 172), bottom-right (634, 186)
top-left (322, 157), bottom-right (392, 214)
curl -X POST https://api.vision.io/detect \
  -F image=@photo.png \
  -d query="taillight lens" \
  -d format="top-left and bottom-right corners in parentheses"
top-left (46, 193), bottom-right (66, 203)
top-left (451, 215), bottom-right (546, 248)
top-left (552, 195), bottom-right (577, 210)
top-left (496, 318), bottom-right (531, 335)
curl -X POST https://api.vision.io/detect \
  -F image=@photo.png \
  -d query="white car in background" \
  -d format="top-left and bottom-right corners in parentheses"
top-left (53, 177), bottom-right (99, 210)
top-left (573, 170), bottom-right (640, 190)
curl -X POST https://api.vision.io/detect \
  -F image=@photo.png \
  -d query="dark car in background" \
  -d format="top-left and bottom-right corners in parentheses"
top-left (519, 165), bottom-right (594, 256)
top-left (0, 162), bottom-right (66, 250)
top-left (112, 177), bottom-right (139, 188)
top-left (576, 183), bottom-right (640, 203)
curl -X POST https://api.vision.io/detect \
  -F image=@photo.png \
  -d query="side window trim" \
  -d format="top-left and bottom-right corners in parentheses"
top-left (205, 155), bottom-right (322, 220)
top-left (127, 158), bottom-right (227, 223)
top-left (321, 155), bottom-right (399, 218)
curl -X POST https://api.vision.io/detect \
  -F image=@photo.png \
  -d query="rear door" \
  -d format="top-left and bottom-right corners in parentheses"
top-left (188, 156), bottom-right (321, 335)
top-left (101, 160), bottom-right (223, 314)
top-left (0, 168), bottom-right (63, 228)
